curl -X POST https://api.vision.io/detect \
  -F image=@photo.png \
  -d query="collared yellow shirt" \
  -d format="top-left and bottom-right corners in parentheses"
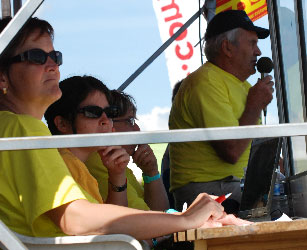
top-left (169, 62), bottom-right (255, 191)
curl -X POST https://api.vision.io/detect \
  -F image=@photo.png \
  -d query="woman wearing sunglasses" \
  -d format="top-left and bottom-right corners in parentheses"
top-left (0, 17), bottom-right (249, 240)
top-left (45, 76), bottom-right (130, 207)
top-left (0, 17), bottom-right (84, 237)
top-left (86, 90), bottom-right (170, 212)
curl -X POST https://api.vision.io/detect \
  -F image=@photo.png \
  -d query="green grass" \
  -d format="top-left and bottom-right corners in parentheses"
top-left (149, 143), bottom-right (168, 173)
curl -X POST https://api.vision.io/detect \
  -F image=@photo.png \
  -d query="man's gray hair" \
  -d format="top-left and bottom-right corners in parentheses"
top-left (204, 28), bottom-right (241, 62)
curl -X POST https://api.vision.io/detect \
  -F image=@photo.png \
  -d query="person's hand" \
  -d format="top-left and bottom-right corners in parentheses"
top-left (208, 195), bottom-right (219, 200)
top-left (198, 217), bottom-right (223, 228)
top-left (181, 193), bottom-right (225, 229)
top-left (246, 75), bottom-right (274, 112)
top-left (132, 144), bottom-right (158, 176)
top-left (98, 146), bottom-right (130, 177)
top-left (216, 213), bottom-right (253, 226)
top-left (180, 194), bottom-right (253, 230)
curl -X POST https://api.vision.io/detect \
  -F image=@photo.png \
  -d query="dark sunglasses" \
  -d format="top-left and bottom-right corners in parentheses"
top-left (77, 105), bottom-right (119, 119)
top-left (9, 48), bottom-right (63, 66)
top-left (113, 117), bottom-right (136, 126)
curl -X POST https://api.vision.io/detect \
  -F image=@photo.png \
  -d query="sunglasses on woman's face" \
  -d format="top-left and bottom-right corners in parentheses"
top-left (113, 117), bottom-right (136, 126)
top-left (10, 48), bottom-right (63, 66)
top-left (77, 105), bottom-right (119, 119)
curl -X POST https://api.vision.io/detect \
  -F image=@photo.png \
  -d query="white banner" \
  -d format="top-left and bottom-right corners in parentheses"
top-left (152, 0), bottom-right (207, 88)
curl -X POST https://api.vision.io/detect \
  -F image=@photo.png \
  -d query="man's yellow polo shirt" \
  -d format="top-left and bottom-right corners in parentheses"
top-left (169, 62), bottom-right (253, 192)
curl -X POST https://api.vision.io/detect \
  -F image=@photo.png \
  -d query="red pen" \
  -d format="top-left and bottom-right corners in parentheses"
top-left (215, 193), bottom-right (232, 203)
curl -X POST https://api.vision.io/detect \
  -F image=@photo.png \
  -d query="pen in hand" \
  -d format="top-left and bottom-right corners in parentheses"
top-left (215, 193), bottom-right (232, 203)
top-left (182, 193), bottom-right (232, 212)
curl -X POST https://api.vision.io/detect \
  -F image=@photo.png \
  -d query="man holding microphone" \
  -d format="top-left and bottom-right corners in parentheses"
top-left (169, 10), bottom-right (274, 212)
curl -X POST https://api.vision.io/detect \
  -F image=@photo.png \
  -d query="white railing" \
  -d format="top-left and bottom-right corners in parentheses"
top-left (1, 123), bottom-right (307, 150)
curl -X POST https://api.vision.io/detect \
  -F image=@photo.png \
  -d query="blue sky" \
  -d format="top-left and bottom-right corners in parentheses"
top-left (33, 0), bottom-right (278, 130)
top-left (35, 0), bottom-right (172, 130)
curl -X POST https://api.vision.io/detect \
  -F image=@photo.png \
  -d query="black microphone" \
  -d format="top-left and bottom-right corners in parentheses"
top-left (256, 57), bottom-right (274, 122)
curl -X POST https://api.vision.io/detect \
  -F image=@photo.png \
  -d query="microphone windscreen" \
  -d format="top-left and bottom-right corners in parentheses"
top-left (256, 57), bottom-right (273, 73)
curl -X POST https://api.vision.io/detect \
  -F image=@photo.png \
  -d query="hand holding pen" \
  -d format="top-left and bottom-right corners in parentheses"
top-left (181, 193), bottom-right (232, 212)
top-left (180, 193), bottom-right (250, 227)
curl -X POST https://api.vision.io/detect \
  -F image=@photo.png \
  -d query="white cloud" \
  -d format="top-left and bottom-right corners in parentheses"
top-left (137, 106), bottom-right (170, 131)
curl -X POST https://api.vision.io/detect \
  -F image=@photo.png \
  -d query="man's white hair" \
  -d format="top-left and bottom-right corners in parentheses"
top-left (204, 28), bottom-right (241, 62)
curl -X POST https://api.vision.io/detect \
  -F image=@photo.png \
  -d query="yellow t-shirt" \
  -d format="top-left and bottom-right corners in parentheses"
top-left (86, 152), bottom-right (150, 210)
top-left (169, 62), bottom-right (253, 191)
top-left (59, 148), bottom-right (103, 204)
top-left (0, 111), bottom-right (97, 237)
